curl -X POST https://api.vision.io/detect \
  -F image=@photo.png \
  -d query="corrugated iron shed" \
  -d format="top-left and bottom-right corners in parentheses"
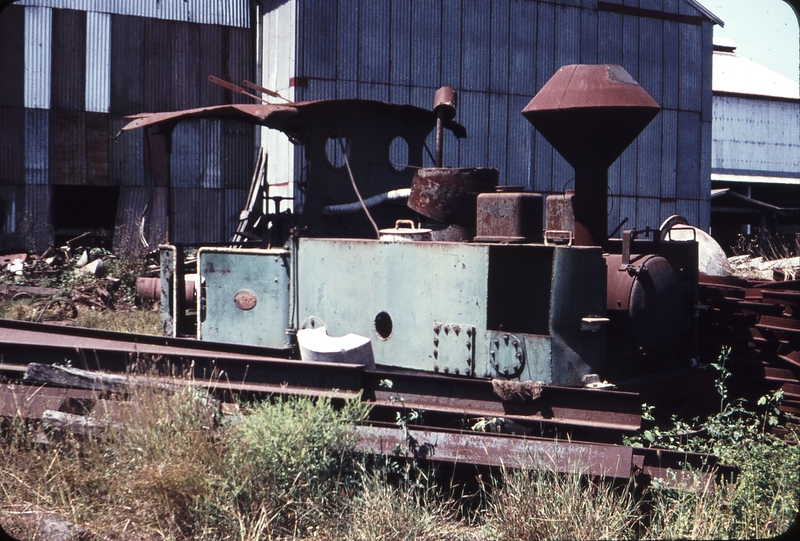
top-left (263, 0), bottom-right (720, 234)
top-left (0, 1), bottom-right (255, 252)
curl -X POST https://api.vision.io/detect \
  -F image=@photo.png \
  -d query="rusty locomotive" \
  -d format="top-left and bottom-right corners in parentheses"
top-left (125, 64), bottom-right (704, 409)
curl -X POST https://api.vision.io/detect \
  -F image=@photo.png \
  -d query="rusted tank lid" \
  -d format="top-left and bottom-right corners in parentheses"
top-left (522, 64), bottom-right (660, 171)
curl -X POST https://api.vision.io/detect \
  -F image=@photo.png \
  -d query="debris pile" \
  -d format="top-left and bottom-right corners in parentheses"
top-left (1, 234), bottom-right (158, 322)
top-left (728, 254), bottom-right (800, 281)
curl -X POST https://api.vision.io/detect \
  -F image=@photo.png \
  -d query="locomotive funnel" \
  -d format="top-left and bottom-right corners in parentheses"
top-left (522, 65), bottom-right (660, 246)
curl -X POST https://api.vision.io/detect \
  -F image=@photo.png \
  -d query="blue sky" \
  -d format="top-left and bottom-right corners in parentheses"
top-left (707, 0), bottom-right (800, 83)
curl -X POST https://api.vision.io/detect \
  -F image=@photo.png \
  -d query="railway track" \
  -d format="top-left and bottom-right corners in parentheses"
top-left (0, 318), bottom-right (733, 485)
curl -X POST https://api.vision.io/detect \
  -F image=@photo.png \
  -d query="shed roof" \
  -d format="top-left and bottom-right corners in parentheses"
top-left (712, 38), bottom-right (800, 100)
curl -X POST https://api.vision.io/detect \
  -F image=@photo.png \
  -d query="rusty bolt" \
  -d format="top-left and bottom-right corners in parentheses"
top-left (512, 340), bottom-right (519, 347)
top-left (434, 337), bottom-right (439, 346)
top-left (454, 325), bottom-right (460, 335)
top-left (466, 328), bottom-right (473, 337)
top-left (433, 324), bottom-right (441, 333)
top-left (454, 368), bottom-right (460, 374)
top-left (433, 350), bottom-right (439, 359)
top-left (504, 334), bottom-right (510, 344)
top-left (494, 363), bottom-right (500, 370)
top-left (444, 367), bottom-right (450, 373)
top-left (466, 357), bottom-right (471, 364)
top-left (493, 339), bottom-right (500, 348)
top-left (444, 326), bottom-right (450, 335)
top-left (465, 368), bottom-right (471, 376)
top-left (513, 364), bottom-right (519, 371)
top-left (466, 341), bottom-right (471, 350)
top-left (490, 350), bottom-right (496, 358)
top-left (516, 352), bottom-right (523, 360)
top-left (503, 367), bottom-right (509, 375)
top-left (434, 365), bottom-right (439, 372)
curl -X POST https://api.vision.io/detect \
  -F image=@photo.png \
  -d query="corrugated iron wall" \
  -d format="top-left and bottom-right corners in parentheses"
top-left (0, 1), bottom-right (255, 252)
top-left (287, 0), bottom-right (714, 232)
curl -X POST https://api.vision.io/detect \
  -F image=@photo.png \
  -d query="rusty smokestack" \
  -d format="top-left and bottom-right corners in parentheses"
top-left (521, 65), bottom-right (660, 246)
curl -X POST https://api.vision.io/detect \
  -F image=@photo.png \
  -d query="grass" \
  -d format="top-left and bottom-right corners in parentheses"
top-left (0, 376), bottom-right (797, 540)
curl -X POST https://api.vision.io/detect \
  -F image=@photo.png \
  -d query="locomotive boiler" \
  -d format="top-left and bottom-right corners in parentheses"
top-left (127, 64), bottom-right (700, 391)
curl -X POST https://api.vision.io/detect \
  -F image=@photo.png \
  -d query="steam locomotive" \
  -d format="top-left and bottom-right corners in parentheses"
top-left (126, 64), bottom-right (700, 393)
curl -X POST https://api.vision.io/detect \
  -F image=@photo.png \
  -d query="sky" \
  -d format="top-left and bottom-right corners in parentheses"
top-left (706, 0), bottom-right (800, 83)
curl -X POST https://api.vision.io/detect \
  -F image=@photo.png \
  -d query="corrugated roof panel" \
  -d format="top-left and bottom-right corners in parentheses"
top-left (49, 110), bottom-right (87, 185)
top-left (675, 198), bottom-right (699, 228)
top-left (335, 0), bottom-right (357, 81)
top-left (226, 27), bottom-right (255, 104)
top-left (410, 0), bottom-right (441, 88)
top-left (172, 187), bottom-right (223, 244)
top-left (85, 11), bottom-right (111, 113)
top-left (461, 0), bottom-right (491, 92)
top-left (110, 14), bottom-right (145, 115)
top-left (199, 24), bottom-right (225, 106)
top-left (222, 119), bottom-right (254, 191)
top-left (661, 20), bottom-right (679, 110)
top-left (388, 84), bottom-right (411, 105)
top-left (579, 6), bottom-right (598, 64)
top-left (679, 23), bottom-right (702, 112)
top-left (172, 22), bottom-right (201, 111)
top-left (390, 0), bottom-right (412, 86)
top-left (487, 93), bottom-right (509, 182)
top-left (532, 131), bottom-right (553, 193)
top-left (24, 5), bottom-right (52, 110)
top-left (24, 108), bottom-right (49, 185)
top-left (659, 199), bottom-right (677, 223)
top-left (200, 120), bottom-right (223, 189)
top-left (171, 120), bottom-right (202, 188)
top-left (606, 157), bottom-right (621, 207)
top-left (607, 191), bottom-right (622, 238)
top-left (508, 1), bottom-right (536, 95)
top-left (0, 107), bottom-right (25, 185)
top-left (700, 21), bottom-right (713, 121)
top-left (439, 0), bottom-right (461, 87)
top-left (23, 184), bottom-right (52, 251)
top-left (490, 1), bottom-right (510, 93)
top-left (552, 151), bottom-right (573, 196)
top-left (597, 8), bottom-right (621, 66)
top-left (357, 82), bottom-right (390, 102)
top-left (660, 108), bottom-right (678, 198)
top-left (458, 90), bottom-right (489, 168)
top-left (621, 14), bottom-right (638, 80)
top-left (637, 196), bottom-right (660, 229)
top-left (638, 16), bottom-right (663, 105)
top-left (637, 119), bottom-right (662, 197)
top-left (0, 6), bottom-right (25, 108)
top-left (51, 9), bottom-right (86, 111)
top-left (555, 4), bottom-right (581, 70)
top-left (504, 94), bottom-right (532, 187)
top-left (618, 195), bottom-right (638, 230)
top-left (143, 18), bottom-right (173, 112)
top-left (86, 112), bottom-right (109, 185)
top-left (359, 0), bottom-right (390, 84)
top-left (18, 0), bottom-right (249, 27)
top-left (619, 142), bottom-right (637, 196)
top-left (535, 1), bottom-right (555, 90)
top-left (676, 110), bottom-right (701, 198)
top-left (337, 80), bottom-right (358, 98)
top-left (303, 1), bottom-right (337, 80)
top-left (224, 188), bottom-right (246, 241)
top-left (109, 116), bottom-right (144, 187)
